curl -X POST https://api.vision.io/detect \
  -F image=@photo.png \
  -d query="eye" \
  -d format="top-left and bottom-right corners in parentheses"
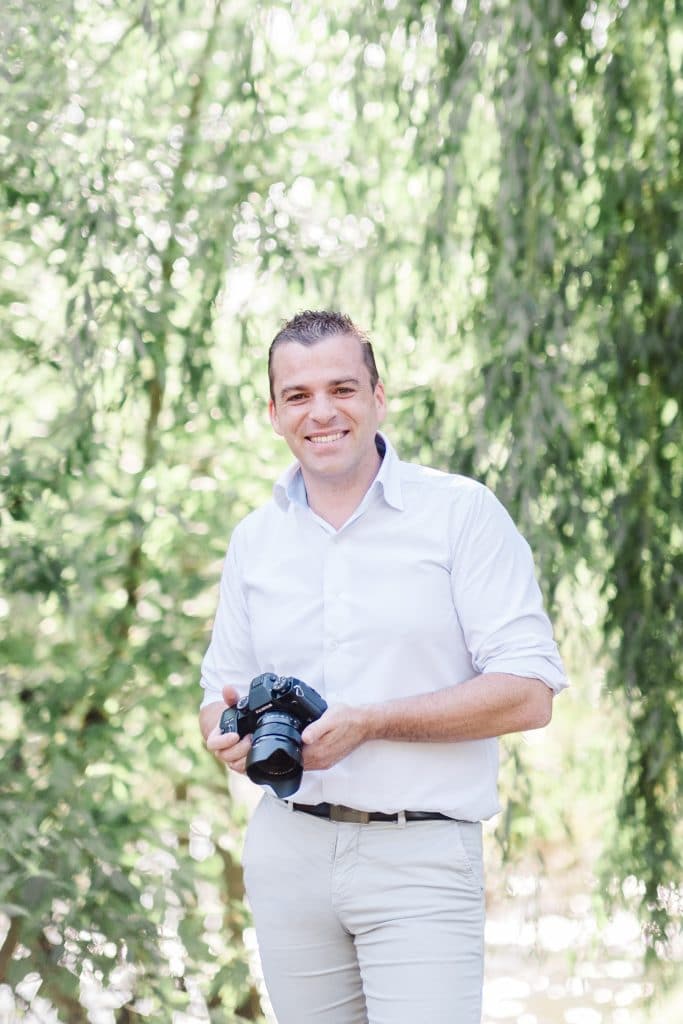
top-left (286, 393), bottom-right (307, 403)
top-left (334, 386), bottom-right (355, 396)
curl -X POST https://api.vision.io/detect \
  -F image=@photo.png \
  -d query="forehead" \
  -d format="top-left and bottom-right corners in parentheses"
top-left (270, 334), bottom-right (370, 390)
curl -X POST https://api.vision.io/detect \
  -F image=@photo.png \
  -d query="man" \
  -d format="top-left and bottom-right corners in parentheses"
top-left (199, 310), bottom-right (567, 1024)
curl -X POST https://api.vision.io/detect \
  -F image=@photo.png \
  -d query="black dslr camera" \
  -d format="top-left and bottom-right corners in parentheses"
top-left (220, 673), bottom-right (327, 797)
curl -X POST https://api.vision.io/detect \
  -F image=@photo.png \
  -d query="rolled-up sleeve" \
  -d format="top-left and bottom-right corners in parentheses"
top-left (199, 525), bottom-right (259, 708)
top-left (450, 485), bottom-right (568, 693)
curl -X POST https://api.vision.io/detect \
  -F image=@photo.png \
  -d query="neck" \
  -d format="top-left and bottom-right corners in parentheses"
top-left (303, 452), bottom-right (382, 530)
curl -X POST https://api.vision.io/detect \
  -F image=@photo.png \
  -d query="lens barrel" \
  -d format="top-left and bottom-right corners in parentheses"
top-left (246, 711), bottom-right (304, 798)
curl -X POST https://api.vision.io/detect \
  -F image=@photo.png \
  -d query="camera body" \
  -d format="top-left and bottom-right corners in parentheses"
top-left (220, 673), bottom-right (327, 797)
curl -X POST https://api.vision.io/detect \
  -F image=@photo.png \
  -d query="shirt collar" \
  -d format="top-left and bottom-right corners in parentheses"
top-left (273, 431), bottom-right (404, 512)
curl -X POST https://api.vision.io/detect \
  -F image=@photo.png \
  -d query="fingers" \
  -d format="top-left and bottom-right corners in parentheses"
top-left (302, 745), bottom-right (336, 772)
top-left (301, 721), bottom-right (322, 744)
top-left (302, 747), bottom-right (320, 771)
top-left (206, 728), bottom-right (252, 774)
top-left (301, 705), bottom-right (365, 770)
top-left (301, 708), bottom-right (334, 744)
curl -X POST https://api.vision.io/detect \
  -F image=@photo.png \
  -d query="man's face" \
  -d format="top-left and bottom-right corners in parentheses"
top-left (268, 333), bottom-right (386, 489)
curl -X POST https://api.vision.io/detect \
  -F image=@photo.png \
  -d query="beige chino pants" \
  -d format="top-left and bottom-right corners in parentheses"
top-left (242, 795), bottom-right (485, 1024)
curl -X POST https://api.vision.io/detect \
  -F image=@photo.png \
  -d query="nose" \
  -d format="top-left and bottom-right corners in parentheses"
top-left (309, 392), bottom-right (336, 423)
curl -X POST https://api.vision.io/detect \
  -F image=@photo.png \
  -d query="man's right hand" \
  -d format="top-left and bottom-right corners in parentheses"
top-left (203, 685), bottom-right (252, 775)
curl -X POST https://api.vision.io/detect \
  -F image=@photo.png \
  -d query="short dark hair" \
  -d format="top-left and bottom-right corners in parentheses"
top-left (268, 310), bottom-right (379, 400)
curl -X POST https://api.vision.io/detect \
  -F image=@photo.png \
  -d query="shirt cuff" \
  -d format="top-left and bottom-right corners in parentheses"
top-left (479, 655), bottom-right (569, 694)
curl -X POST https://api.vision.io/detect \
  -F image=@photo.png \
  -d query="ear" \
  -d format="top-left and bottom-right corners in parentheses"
top-left (374, 379), bottom-right (387, 425)
top-left (269, 398), bottom-right (284, 436)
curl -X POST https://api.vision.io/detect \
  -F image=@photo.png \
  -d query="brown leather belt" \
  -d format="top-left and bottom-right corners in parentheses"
top-left (289, 802), bottom-right (455, 824)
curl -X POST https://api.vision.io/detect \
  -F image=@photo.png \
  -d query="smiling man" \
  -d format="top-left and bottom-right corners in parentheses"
top-left (199, 310), bottom-right (568, 1024)
top-left (267, 324), bottom-right (386, 530)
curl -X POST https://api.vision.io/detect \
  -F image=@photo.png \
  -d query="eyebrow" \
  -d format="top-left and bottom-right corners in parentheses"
top-left (279, 377), bottom-right (362, 398)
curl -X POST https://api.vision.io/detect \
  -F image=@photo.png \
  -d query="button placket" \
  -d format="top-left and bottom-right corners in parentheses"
top-left (322, 537), bottom-right (349, 675)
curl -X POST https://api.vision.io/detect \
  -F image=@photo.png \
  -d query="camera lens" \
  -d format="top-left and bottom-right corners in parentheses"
top-left (246, 711), bottom-right (304, 798)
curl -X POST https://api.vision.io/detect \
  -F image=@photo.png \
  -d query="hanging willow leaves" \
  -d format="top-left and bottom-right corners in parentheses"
top-left (1, 1), bottom-right (680, 1018)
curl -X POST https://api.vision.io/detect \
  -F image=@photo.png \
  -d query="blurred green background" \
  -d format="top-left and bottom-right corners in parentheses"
top-left (1, 1), bottom-right (680, 1021)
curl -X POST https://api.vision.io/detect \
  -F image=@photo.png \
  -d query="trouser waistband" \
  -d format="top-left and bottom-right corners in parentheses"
top-left (287, 801), bottom-right (458, 824)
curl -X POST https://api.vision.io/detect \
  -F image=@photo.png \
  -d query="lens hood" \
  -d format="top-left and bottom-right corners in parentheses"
top-left (246, 711), bottom-right (304, 797)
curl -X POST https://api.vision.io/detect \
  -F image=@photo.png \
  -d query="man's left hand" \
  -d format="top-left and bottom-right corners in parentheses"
top-left (301, 704), bottom-right (369, 770)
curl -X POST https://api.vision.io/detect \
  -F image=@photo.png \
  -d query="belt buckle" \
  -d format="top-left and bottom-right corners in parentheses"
top-left (329, 805), bottom-right (370, 824)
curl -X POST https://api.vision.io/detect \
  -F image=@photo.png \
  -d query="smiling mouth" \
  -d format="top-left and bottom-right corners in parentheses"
top-left (306, 431), bottom-right (348, 445)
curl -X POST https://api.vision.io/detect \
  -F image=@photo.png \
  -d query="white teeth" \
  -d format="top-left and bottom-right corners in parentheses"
top-left (309, 432), bottom-right (345, 444)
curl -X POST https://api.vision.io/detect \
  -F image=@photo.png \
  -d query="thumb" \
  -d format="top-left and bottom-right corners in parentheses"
top-left (222, 685), bottom-right (240, 707)
top-left (302, 716), bottom-right (327, 744)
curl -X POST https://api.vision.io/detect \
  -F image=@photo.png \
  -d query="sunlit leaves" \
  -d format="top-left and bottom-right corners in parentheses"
top-left (1, 0), bottom-right (681, 1018)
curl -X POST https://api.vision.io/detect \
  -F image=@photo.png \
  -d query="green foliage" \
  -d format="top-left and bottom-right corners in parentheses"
top-left (1, 0), bottom-right (680, 1016)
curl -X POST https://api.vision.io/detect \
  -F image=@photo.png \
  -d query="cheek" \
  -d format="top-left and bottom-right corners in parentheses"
top-left (275, 410), bottom-right (303, 437)
top-left (270, 404), bottom-right (297, 436)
